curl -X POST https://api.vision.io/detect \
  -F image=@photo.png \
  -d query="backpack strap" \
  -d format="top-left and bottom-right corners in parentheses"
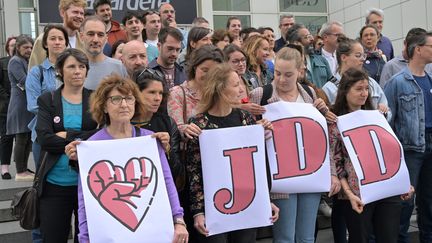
top-left (260, 84), bottom-right (273, 106)
top-left (300, 83), bottom-right (314, 100)
top-left (38, 65), bottom-right (44, 86)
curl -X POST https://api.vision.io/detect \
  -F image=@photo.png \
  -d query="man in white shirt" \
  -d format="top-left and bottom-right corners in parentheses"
top-left (319, 21), bottom-right (344, 75)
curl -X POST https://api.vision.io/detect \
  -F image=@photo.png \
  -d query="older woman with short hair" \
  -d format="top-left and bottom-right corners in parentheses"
top-left (68, 75), bottom-right (188, 243)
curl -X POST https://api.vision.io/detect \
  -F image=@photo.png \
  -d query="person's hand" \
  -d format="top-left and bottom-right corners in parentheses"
top-left (325, 110), bottom-right (338, 123)
top-left (256, 119), bottom-right (273, 139)
top-left (172, 221), bottom-right (188, 243)
top-left (270, 202), bottom-right (279, 223)
top-left (65, 140), bottom-right (81, 160)
top-left (56, 131), bottom-right (67, 139)
top-left (348, 194), bottom-right (364, 214)
top-left (152, 132), bottom-right (171, 153)
top-left (313, 98), bottom-right (327, 112)
top-left (183, 123), bottom-right (202, 139)
top-left (401, 185), bottom-right (415, 201)
top-left (378, 103), bottom-right (389, 115)
top-left (193, 214), bottom-right (209, 236)
top-left (239, 103), bottom-right (266, 115)
top-left (329, 175), bottom-right (341, 197)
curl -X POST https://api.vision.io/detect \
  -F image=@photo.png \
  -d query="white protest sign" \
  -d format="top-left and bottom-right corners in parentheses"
top-left (337, 110), bottom-right (411, 204)
top-left (77, 136), bottom-right (174, 243)
top-left (263, 101), bottom-right (331, 193)
top-left (199, 125), bottom-right (272, 236)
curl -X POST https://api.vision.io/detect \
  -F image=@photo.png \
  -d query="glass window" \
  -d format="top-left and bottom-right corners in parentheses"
top-left (213, 0), bottom-right (250, 11)
top-left (19, 12), bottom-right (37, 39)
top-left (18, 0), bottom-right (34, 8)
top-left (295, 16), bottom-right (328, 35)
top-left (213, 15), bottom-right (251, 30)
top-left (279, 0), bottom-right (327, 13)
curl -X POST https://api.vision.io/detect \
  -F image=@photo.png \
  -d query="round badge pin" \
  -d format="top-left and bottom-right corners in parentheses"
top-left (53, 116), bottom-right (61, 124)
top-left (365, 60), bottom-right (370, 64)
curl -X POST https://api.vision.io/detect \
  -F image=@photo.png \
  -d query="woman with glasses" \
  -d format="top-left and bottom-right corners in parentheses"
top-left (322, 36), bottom-right (388, 111)
top-left (35, 49), bottom-right (98, 243)
top-left (131, 67), bottom-right (184, 192)
top-left (66, 74), bottom-right (188, 243)
top-left (359, 25), bottom-right (387, 84)
top-left (224, 44), bottom-right (266, 116)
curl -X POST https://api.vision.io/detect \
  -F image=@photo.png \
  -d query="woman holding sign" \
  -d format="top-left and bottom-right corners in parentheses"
top-left (186, 63), bottom-right (279, 242)
top-left (249, 46), bottom-right (339, 243)
top-left (329, 68), bottom-right (413, 243)
top-left (66, 75), bottom-right (189, 243)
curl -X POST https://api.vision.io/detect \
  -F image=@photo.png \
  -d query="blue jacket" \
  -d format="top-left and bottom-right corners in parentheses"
top-left (306, 54), bottom-right (332, 88)
top-left (384, 67), bottom-right (427, 152)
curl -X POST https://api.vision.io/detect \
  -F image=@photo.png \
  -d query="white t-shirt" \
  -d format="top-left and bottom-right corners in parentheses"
top-left (68, 35), bottom-right (77, 48)
top-left (146, 39), bottom-right (158, 48)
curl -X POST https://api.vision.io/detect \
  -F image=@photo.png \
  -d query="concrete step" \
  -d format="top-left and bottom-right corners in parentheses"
top-left (0, 160), bottom-right (34, 201)
top-left (0, 221), bottom-right (31, 243)
top-left (0, 200), bottom-right (14, 223)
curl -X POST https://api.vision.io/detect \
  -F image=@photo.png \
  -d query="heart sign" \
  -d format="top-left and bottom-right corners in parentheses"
top-left (87, 157), bottom-right (158, 232)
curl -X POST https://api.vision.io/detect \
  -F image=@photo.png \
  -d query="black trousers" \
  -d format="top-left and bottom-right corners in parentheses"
top-left (0, 116), bottom-right (13, 165)
top-left (39, 182), bottom-right (79, 243)
top-left (13, 132), bottom-right (31, 173)
top-left (343, 196), bottom-right (402, 243)
top-left (196, 228), bottom-right (257, 243)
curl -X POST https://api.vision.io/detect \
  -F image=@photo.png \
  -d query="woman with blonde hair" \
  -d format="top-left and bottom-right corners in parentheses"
top-left (186, 63), bottom-right (278, 242)
top-left (242, 35), bottom-right (273, 89)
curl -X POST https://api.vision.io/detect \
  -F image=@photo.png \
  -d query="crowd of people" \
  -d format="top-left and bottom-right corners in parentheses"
top-left (0, 0), bottom-right (430, 243)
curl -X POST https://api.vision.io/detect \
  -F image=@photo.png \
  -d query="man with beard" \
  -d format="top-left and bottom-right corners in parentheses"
top-left (81, 16), bottom-right (127, 90)
top-left (122, 11), bottom-right (159, 63)
top-left (149, 27), bottom-right (186, 89)
top-left (28, 0), bottom-right (86, 70)
top-left (286, 23), bottom-right (333, 88)
top-left (121, 40), bottom-right (148, 77)
top-left (159, 3), bottom-right (187, 49)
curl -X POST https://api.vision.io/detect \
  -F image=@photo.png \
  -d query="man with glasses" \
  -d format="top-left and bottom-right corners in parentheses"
top-left (81, 16), bottom-right (127, 90)
top-left (121, 40), bottom-right (148, 77)
top-left (385, 31), bottom-right (432, 243)
top-left (29, 0), bottom-right (86, 70)
top-left (319, 21), bottom-right (344, 75)
top-left (149, 27), bottom-right (186, 89)
top-left (286, 24), bottom-right (332, 88)
top-left (380, 28), bottom-right (432, 88)
top-left (159, 3), bottom-right (187, 49)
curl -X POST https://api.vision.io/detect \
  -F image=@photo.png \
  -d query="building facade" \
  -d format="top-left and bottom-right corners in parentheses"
top-left (1, 0), bottom-right (432, 56)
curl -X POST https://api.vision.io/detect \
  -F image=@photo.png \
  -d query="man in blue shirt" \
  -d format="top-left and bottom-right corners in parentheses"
top-left (366, 8), bottom-right (394, 61)
top-left (384, 30), bottom-right (432, 243)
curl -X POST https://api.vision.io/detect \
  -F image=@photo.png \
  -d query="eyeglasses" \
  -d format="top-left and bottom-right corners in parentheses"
top-left (108, 95), bottom-right (136, 105)
top-left (231, 58), bottom-right (246, 65)
top-left (162, 9), bottom-right (175, 14)
top-left (301, 34), bottom-right (314, 40)
top-left (328, 33), bottom-right (344, 38)
top-left (353, 52), bottom-right (367, 59)
top-left (137, 68), bottom-right (165, 80)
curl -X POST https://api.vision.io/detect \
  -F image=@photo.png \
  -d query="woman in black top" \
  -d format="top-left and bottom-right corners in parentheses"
top-left (131, 67), bottom-right (184, 190)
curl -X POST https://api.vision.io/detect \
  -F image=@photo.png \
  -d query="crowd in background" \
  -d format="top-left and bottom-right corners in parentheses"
top-left (0, 0), bottom-right (431, 243)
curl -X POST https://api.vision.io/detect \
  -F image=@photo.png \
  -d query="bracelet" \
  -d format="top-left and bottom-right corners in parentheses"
top-left (174, 218), bottom-right (187, 227)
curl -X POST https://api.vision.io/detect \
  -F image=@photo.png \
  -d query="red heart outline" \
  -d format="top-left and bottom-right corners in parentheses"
top-left (87, 157), bottom-right (158, 232)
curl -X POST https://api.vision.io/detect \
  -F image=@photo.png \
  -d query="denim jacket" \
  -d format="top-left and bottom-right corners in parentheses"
top-left (384, 67), bottom-right (427, 152)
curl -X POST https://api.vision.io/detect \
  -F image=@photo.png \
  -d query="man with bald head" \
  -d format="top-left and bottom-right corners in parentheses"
top-left (121, 40), bottom-right (148, 77)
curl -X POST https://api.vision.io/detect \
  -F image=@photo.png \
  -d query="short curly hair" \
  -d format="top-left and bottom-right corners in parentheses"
top-left (90, 74), bottom-right (147, 125)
